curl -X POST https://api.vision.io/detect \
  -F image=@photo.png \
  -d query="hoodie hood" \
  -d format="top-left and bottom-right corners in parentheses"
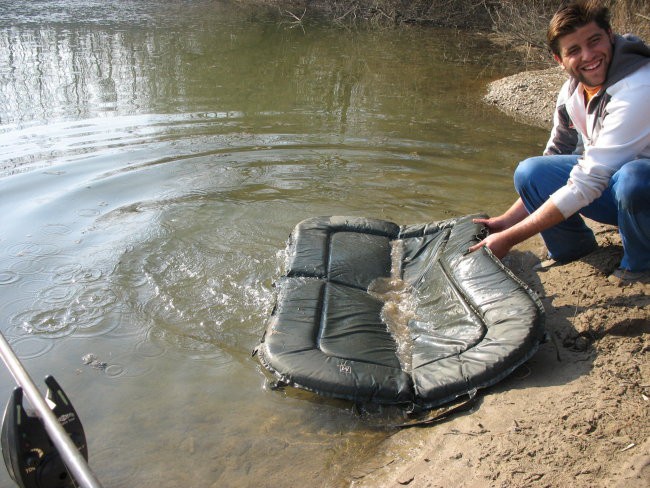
top-left (605, 34), bottom-right (650, 88)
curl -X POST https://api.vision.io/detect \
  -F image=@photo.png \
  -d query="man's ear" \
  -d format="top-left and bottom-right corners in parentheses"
top-left (553, 53), bottom-right (563, 65)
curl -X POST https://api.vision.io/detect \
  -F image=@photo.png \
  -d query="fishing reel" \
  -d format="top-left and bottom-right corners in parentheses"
top-left (1, 376), bottom-right (87, 488)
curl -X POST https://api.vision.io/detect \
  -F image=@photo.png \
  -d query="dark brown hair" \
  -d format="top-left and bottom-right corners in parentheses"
top-left (548, 1), bottom-right (612, 56)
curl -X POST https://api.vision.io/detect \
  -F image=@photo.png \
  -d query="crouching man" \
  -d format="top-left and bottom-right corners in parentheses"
top-left (470, 0), bottom-right (650, 283)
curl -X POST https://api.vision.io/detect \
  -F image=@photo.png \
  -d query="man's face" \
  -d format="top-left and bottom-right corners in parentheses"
top-left (554, 21), bottom-right (614, 87)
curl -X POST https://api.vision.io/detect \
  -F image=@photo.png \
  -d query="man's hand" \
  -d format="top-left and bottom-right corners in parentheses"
top-left (469, 199), bottom-right (566, 260)
top-left (468, 232), bottom-right (514, 259)
top-left (473, 199), bottom-right (529, 233)
top-left (468, 198), bottom-right (529, 258)
top-left (473, 215), bottom-right (511, 233)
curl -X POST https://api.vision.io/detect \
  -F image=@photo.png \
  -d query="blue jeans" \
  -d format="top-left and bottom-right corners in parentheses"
top-left (514, 155), bottom-right (650, 272)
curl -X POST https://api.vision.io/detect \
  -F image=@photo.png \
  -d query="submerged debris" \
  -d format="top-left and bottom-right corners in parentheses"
top-left (81, 353), bottom-right (107, 370)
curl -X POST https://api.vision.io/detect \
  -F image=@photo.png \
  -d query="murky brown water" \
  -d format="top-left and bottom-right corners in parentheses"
top-left (0, 1), bottom-right (547, 486)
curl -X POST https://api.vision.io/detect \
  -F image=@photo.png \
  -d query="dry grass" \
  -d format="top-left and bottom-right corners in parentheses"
top-left (487, 0), bottom-right (650, 64)
top-left (254, 1), bottom-right (650, 39)
top-left (610, 0), bottom-right (650, 40)
top-left (265, 0), bottom-right (492, 28)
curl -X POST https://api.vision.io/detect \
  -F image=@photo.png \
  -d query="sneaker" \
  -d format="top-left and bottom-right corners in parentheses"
top-left (533, 258), bottom-right (562, 271)
top-left (607, 268), bottom-right (650, 286)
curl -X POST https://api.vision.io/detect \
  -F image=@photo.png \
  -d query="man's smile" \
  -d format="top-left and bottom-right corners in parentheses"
top-left (582, 59), bottom-right (603, 71)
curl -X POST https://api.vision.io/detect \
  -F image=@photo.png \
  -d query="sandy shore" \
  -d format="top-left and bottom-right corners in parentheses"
top-left (348, 69), bottom-right (650, 488)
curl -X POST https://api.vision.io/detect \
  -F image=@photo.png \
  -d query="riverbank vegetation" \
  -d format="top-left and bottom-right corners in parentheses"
top-left (249, 0), bottom-right (650, 63)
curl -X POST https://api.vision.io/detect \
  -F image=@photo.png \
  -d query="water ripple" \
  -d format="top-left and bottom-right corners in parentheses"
top-left (104, 364), bottom-right (126, 378)
top-left (38, 284), bottom-right (79, 304)
top-left (73, 285), bottom-right (120, 336)
top-left (147, 325), bottom-right (232, 364)
top-left (12, 308), bottom-right (76, 337)
top-left (11, 283), bottom-right (119, 338)
top-left (9, 336), bottom-right (55, 359)
top-left (7, 242), bottom-right (59, 258)
top-left (103, 357), bottom-right (154, 379)
top-left (77, 208), bottom-right (101, 218)
top-left (41, 223), bottom-right (73, 237)
top-left (135, 332), bottom-right (166, 358)
top-left (52, 263), bottom-right (103, 284)
top-left (0, 270), bottom-right (20, 285)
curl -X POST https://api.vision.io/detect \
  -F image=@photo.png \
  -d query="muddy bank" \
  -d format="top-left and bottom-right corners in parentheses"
top-left (351, 224), bottom-right (649, 488)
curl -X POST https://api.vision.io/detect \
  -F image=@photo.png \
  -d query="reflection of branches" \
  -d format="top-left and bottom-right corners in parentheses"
top-left (333, 4), bottom-right (359, 25)
top-left (284, 8), bottom-right (307, 32)
top-left (312, 0), bottom-right (491, 28)
top-left (285, 7), bottom-right (306, 23)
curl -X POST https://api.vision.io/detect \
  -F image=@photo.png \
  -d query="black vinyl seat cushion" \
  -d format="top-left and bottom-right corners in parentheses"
top-left (256, 215), bottom-right (545, 408)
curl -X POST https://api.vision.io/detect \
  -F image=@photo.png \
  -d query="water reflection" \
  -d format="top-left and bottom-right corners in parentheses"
top-left (1, 3), bottom-right (512, 132)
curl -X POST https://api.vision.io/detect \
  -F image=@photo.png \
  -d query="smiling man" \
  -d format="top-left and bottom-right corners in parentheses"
top-left (470, 0), bottom-right (650, 283)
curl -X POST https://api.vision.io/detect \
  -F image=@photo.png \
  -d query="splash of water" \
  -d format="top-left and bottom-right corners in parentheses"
top-left (367, 239), bottom-right (416, 372)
